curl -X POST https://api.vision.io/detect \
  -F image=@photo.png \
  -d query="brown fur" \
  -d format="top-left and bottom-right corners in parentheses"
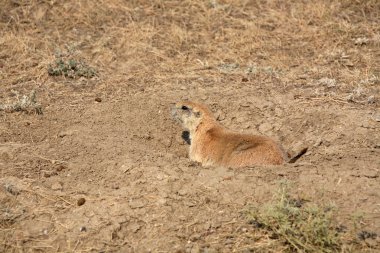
top-left (171, 101), bottom-right (290, 168)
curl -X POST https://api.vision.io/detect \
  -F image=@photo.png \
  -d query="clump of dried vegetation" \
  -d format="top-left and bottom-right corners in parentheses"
top-left (0, 90), bottom-right (42, 114)
top-left (247, 182), bottom-right (343, 252)
top-left (48, 47), bottom-right (96, 78)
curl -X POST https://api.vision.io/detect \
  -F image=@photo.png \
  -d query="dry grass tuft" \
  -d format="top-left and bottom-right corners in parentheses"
top-left (0, 90), bottom-right (42, 114)
top-left (48, 47), bottom-right (96, 78)
top-left (247, 181), bottom-right (343, 252)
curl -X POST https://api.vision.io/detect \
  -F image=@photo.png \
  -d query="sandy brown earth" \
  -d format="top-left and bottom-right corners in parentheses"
top-left (1, 0), bottom-right (379, 252)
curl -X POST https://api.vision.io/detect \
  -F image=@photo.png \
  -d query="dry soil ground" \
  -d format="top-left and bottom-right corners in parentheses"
top-left (0, 0), bottom-right (379, 252)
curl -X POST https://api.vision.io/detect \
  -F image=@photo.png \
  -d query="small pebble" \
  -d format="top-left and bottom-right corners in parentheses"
top-left (129, 198), bottom-right (146, 209)
top-left (80, 226), bottom-right (87, 232)
top-left (43, 171), bottom-right (57, 178)
top-left (372, 113), bottom-right (380, 122)
top-left (95, 97), bottom-right (102, 102)
top-left (77, 197), bottom-right (86, 206)
top-left (318, 77), bottom-right (336, 88)
top-left (5, 184), bottom-right (20, 195)
top-left (344, 61), bottom-right (354, 67)
top-left (51, 182), bottom-right (63, 191)
top-left (367, 95), bottom-right (375, 104)
top-left (56, 165), bottom-right (66, 172)
top-left (354, 37), bottom-right (369, 46)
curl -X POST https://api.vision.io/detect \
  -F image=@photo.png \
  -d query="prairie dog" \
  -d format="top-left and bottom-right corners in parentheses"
top-left (171, 101), bottom-right (303, 168)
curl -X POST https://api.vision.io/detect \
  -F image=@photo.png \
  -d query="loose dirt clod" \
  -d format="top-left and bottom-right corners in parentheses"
top-left (56, 165), bottom-right (66, 172)
top-left (51, 182), bottom-right (63, 191)
top-left (77, 198), bottom-right (86, 206)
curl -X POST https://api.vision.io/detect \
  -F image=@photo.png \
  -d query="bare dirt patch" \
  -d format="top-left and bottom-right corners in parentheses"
top-left (1, 0), bottom-right (379, 252)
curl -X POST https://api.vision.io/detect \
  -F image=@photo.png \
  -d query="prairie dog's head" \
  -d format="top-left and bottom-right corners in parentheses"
top-left (171, 101), bottom-right (214, 132)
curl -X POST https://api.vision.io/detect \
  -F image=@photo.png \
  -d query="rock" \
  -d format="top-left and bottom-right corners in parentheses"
top-left (190, 244), bottom-right (200, 253)
top-left (1, 152), bottom-right (11, 162)
top-left (216, 110), bottom-right (226, 121)
top-left (200, 95), bottom-right (208, 101)
top-left (367, 95), bottom-right (376, 104)
top-left (274, 107), bottom-right (283, 117)
top-left (354, 37), bottom-right (369, 45)
top-left (344, 60), bottom-right (354, 67)
top-left (346, 94), bottom-right (355, 102)
top-left (77, 197), bottom-right (86, 206)
top-left (298, 75), bottom-right (308, 80)
top-left (120, 163), bottom-right (133, 173)
top-left (372, 113), bottom-right (380, 122)
top-left (129, 222), bottom-right (142, 233)
top-left (185, 201), bottom-right (196, 207)
top-left (51, 182), bottom-right (62, 191)
top-left (129, 198), bottom-right (146, 209)
top-left (318, 78), bottom-right (336, 88)
top-left (177, 188), bottom-right (188, 196)
top-left (43, 170), bottom-right (58, 178)
top-left (56, 165), bottom-right (66, 172)
top-left (4, 183), bottom-right (20, 195)
top-left (157, 197), bottom-right (167, 205)
top-left (362, 170), bottom-right (379, 179)
top-left (258, 122), bottom-right (272, 133)
top-left (58, 130), bottom-right (75, 138)
top-left (190, 233), bottom-right (201, 242)
top-left (203, 247), bottom-right (218, 253)
top-left (161, 137), bottom-right (172, 148)
top-left (224, 238), bottom-right (234, 245)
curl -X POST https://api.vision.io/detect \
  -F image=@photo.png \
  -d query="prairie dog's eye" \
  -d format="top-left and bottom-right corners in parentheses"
top-left (181, 105), bottom-right (189, 110)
